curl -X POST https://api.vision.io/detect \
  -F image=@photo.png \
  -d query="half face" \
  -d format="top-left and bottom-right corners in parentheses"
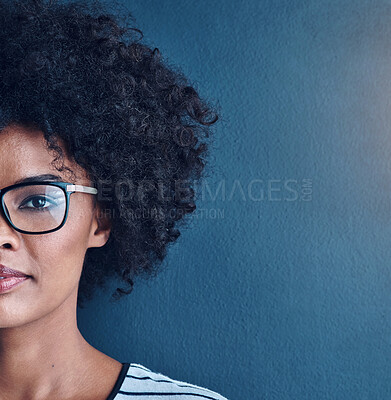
top-left (0, 123), bottom-right (110, 328)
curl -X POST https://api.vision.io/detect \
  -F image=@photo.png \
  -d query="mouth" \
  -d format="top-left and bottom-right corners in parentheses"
top-left (0, 276), bottom-right (26, 279)
top-left (0, 274), bottom-right (31, 279)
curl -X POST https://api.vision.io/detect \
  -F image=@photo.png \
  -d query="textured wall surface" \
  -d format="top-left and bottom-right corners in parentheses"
top-left (78, 1), bottom-right (391, 399)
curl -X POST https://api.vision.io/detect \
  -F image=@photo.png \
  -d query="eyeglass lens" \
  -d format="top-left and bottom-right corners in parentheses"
top-left (2, 184), bottom-right (66, 233)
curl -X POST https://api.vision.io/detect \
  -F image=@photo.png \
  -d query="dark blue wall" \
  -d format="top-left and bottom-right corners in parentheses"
top-left (79, 1), bottom-right (391, 398)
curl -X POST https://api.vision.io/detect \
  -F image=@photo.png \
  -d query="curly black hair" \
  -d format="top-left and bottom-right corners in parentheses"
top-left (0, 0), bottom-right (219, 308)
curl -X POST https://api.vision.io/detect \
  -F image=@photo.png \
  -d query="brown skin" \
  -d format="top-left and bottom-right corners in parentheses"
top-left (0, 123), bottom-right (122, 400)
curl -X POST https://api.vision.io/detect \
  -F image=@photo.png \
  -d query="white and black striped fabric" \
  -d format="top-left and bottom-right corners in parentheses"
top-left (106, 362), bottom-right (229, 400)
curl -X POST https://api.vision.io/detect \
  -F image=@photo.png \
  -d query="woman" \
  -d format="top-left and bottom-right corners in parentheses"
top-left (0, 1), bottom-right (227, 399)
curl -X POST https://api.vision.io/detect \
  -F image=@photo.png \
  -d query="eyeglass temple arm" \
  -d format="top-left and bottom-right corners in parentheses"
top-left (66, 184), bottom-right (98, 195)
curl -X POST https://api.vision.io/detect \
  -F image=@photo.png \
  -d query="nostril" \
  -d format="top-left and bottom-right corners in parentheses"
top-left (2, 243), bottom-right (11, 249)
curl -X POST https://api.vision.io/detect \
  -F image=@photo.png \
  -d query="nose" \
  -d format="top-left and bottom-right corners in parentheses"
top-left (0, 202), bottom-right (20, 249)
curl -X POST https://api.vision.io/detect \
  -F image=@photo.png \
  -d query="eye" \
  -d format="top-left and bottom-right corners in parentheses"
top-left (19, 195), bottom-right (61, 211)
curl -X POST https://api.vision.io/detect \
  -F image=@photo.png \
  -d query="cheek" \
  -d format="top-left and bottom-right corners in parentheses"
top-left (0, 203), bottom-right (95, 326)
top-left (0, 232), bottom-right (89, 327)
top-left (24, 203), bottom-right (94, 300)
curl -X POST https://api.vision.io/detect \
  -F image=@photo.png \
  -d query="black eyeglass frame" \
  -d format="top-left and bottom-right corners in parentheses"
top-left (0, 181), bottom-right (98, 235)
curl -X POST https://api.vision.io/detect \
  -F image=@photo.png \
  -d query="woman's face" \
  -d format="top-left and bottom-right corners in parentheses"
top-left (0, 123), bottom-right (110, 328)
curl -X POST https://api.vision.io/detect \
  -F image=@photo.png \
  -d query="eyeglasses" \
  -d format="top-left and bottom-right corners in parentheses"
top-left (0, 181), bottom-right (98, 235)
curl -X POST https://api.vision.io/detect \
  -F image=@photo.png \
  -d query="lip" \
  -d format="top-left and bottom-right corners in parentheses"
top-left (0, 264), bottom-right (30, 278)
top-left (0, 276), bottom-right (30, 293)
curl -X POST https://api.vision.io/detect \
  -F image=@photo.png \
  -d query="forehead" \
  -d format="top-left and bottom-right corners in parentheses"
top-left (0, 123), bottom-right (85, 186)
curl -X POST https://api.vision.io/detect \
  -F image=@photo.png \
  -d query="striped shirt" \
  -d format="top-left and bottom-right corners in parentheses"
top-left (106, 362), bottom-right (229, 400)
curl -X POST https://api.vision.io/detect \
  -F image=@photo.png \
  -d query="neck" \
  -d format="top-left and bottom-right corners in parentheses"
top-left (0, 289), bottom-right (100, 399)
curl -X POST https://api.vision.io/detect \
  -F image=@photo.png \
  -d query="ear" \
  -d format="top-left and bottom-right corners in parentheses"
top-left (87, 202), bottom-right (112, 249)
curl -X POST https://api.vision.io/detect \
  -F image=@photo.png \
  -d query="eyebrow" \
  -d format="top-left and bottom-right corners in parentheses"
top-left (13, 174), bottom-right (64, 185)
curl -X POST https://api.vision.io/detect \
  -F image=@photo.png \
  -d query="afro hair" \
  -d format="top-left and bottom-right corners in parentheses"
top-left (0, 0), bottom-right (219, 308)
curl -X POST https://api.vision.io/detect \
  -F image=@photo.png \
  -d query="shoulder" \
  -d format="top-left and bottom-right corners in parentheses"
top-left (115, 362), bottom-right (229, 400)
